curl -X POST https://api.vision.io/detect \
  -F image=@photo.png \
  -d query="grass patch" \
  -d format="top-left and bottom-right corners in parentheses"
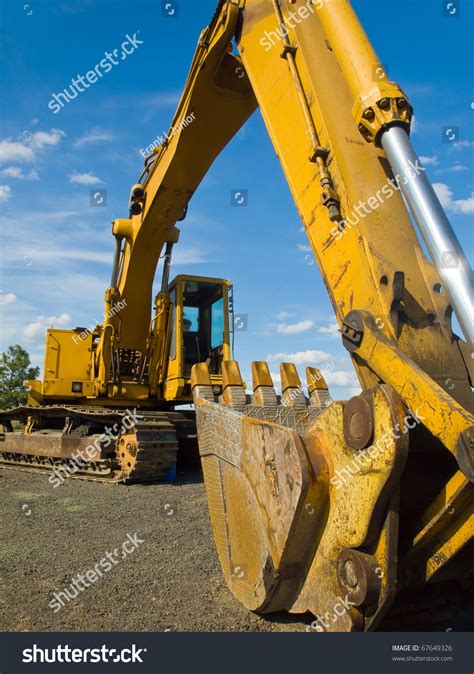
top-left (0, 543), bottom-right (20, 562)
top-left (11, 491), bottom-right (45, 501)
top-left (55, 497), bottom-right (87, 513)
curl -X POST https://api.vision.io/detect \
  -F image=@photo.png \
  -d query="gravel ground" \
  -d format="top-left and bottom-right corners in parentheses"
top-left (0, 467), bottom-right (309, 632)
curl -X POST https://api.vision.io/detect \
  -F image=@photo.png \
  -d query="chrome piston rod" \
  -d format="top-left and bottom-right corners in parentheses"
top-left (381, 126), bottom-right (473, 347)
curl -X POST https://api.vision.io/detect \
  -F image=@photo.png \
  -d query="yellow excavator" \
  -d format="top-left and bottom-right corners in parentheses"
top-left (1, 0), bottom-right (472, 630)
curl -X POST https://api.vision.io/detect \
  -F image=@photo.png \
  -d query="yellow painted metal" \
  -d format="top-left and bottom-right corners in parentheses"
top-left (40, 329), bottom-right (94, 399)
top-left (291, 386), bottom-right (408, 630)
top-left (191, 362), bottom-right (213, 389)
top-left (402, 472), bottom-right (473, 584)
top-left (424, 516), bottom-right (473, 581)
top-left (252, 361), bottom-right (274, 389)
top-left (280, 362), bottom-right (302, 392)
top-left (29, 274), bottom-right (231, 406)
top-left (148, 291), bottom-right (172, 396)
top-left (306, 367), bottom-right (328, 393)
top-left (347, 314), bottom-right (474, 462)
top-left (163, 275), bottom-right (232, 401)
top-left (162, 276), bottom-right (184, 400)
top-left (316, 0), bottom-right (412, 144)
top-left (222, 361), bottom-right (245, 389)
top-left (194, 363), bottom-right (408, 630)
top-left (98, 2), bottom-right (256, 361)
top-left (237, 0), bottom-right (472, 414)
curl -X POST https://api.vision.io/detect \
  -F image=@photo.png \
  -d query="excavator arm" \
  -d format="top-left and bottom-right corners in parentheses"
top-left (98, 0), bottom-right (472, 440)
top-left (118, 0), bottom-right (472, 630)
top-left (95, 1), bottom-right (257, 394)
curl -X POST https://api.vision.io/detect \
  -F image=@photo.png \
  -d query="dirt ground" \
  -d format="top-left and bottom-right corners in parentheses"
top-left (0, 467), bottom-right (309, 632)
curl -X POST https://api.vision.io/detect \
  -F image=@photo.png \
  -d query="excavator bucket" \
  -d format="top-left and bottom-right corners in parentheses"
top-left (192, 360), bottom-right (410, 631)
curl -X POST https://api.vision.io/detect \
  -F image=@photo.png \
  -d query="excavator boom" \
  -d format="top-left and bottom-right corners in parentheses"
top-left (184, 0), bottom-right (472, 630)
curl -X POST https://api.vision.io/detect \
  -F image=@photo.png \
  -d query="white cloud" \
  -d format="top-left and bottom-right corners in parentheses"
top-left (30, 129), bottom-right (65, 149)
top-left (24, 247), bottom-right (111, 265)
top-left (297, 243), bottom-right (312, 252)
top-left (324, 371), bottom-right (358, 387)
top-left (318, 322), bottom-right (339, 338)
top-left (267, 367), bottom-right (358, 392)
top-left (22, 313), bottom-right (72, 341)
top-left (0, 129), bottom-right (65, 164)
top-left (0, 166), bottom-right (39, 180)
top-left (74, 128), bottom-right (114, 148)
top-left (0, 166), bottom-right (23, 178)
top-left (452, 194), bottom-right (474, 215)
top-left (433, 183), bottom-right (452, 209)
top-left (452, 140), bottom-right (474, 150)
top-left (445, 164), bottom-right (468, 173)
top-left (0, 140), bottom-right (35, 164)
top-left (268, 370), bottom-right (282, 386)
top-left (276, 311), bottom-right (290, 321)
top-left (0, 293), bottom-right (16, 305)
top-left (167, 246), bottom-right (209, 265)
top-left (267, 349), bottom-right (333, 365)
top-left (0, 202), bottom-right (208, 271)
top-left (0, 185), bottom-right (12, 202)
top-left (276, 319), bottom-right (314, 335)
top-left (433, 183), bottom-right (474, 215)
top-left (419, 155), bottom-right (438, 166)
top-left (69, 171), bottom-right (103, 186)
top-left (437, 164), bottom-right (468, 175)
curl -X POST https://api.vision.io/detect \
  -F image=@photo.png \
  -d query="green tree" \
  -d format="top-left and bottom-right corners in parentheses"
top-left (0, 345), bottom-right (39, 409)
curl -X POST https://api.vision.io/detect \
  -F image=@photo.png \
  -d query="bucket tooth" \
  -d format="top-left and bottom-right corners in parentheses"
top-left (220, 360), bottom-right (246, 412)
top-left (251, 361), bottom-right (278, 410)
top-left (191, 362), bottom-right (214, 402)
top-left (280, 362), bottom-right (307, 411)
top-left (306, 367), bottom-right (332, 410)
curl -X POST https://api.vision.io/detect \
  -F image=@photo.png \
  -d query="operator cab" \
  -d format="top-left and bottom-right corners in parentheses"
top-left (164, 275), bottom-right (233, 400)
top-left (181, 279), bottom-right (226, 375)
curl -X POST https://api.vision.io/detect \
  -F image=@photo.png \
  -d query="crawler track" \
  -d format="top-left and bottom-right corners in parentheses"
top-left (0, 405), bottom-right (195, 483)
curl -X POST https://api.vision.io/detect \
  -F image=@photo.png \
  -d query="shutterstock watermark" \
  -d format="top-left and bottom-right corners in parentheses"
top-left (23, 644), bottom-right (146, 664)
top-left (72, 299), bottom-right (127, 344)
top-left (282, 361), bottom-right (335, 406)
top-left (48, 408), bottom-right (142, 487)
top-left (330, 158), bottom-right (426, 242)
top-left (331, 408), bottom-right (425, 489)
top-left (260, 0), bottom-right (330, 51)
top-left (306, 594), bottom-right (357, 632)
top-left (48, 32), bottom-right (144, 114)
top-left (48, 532), bottom-right (144, 613)
top-left (139, 111), bottom-right (196, 158)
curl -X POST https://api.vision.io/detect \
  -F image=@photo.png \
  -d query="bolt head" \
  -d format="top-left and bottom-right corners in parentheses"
top-left (349, 412), bottom-right (366, 442)
top-left (343, 394), bottom-right (374, 450)
top-left (337, 549), bottom-right (382, 607)
top-left (344, 560), bottom-right (358, 588)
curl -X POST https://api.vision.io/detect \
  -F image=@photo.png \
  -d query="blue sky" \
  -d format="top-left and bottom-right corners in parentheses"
top-left (0, 0), bottom-right (472, 400)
